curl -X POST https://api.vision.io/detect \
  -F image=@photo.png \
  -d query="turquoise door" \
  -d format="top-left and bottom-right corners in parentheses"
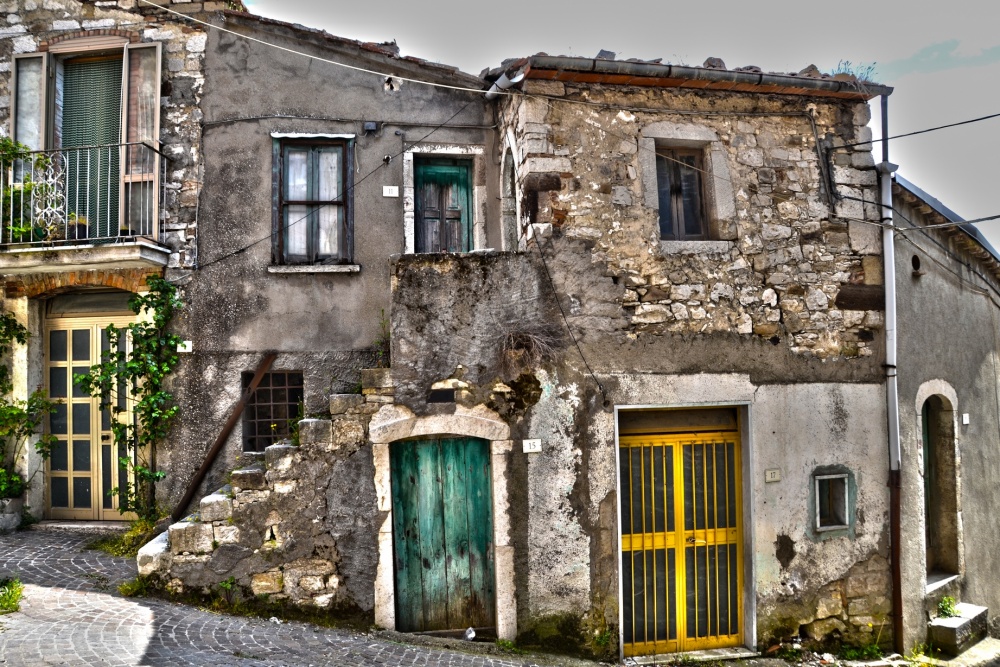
top-left (390, 437), bottom-right (495, 632)
top-left (414, 159), bottom-right (472, 253)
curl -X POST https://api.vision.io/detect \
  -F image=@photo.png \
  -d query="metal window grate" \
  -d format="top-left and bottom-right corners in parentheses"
top-left (241, 371), bottom-right (304, 452)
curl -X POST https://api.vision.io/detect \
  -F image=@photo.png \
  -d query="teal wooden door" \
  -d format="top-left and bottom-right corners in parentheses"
top-left (390, 437), bottom-right (495, 632)
top-left (414, 159), bottom-right (472, 253)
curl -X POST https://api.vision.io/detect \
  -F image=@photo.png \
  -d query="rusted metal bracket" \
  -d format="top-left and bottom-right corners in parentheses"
top-left (170, 351), bottom-right (277, 522)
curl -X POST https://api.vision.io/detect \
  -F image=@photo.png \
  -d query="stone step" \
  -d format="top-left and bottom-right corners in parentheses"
top-left (928, 603), bottom-right (988, 657)
top-left (231, 466), bottom-right (266, 491)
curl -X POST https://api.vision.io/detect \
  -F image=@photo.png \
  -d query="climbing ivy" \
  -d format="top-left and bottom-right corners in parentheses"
top-left (76, 276), bottom-right (183, 520)
top-left (0, 312), bottom-right (57, 499)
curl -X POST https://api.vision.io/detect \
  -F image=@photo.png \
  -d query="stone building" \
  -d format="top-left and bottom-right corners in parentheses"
top-left (6, 2), bottom-right (997, 661)
top-left (0, 0), bottom-right (499, 576)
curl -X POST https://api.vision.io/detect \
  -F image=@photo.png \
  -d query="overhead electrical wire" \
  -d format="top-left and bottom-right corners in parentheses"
top-left (177, 99), bottom-right (479, 276)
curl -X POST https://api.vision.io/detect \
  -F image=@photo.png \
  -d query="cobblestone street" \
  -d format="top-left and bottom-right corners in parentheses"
top-left (0, 528), bottom-right (591, 667)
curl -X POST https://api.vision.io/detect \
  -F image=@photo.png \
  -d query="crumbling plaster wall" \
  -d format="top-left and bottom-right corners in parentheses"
top-left (390, 251), bottom-right (891, 646)
top-left (499, 82), bottom-right (884, 362)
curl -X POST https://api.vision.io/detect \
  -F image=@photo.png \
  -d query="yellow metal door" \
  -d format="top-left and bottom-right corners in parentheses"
top-left (46, 317), bottom-right (135, 521)
top-left (620, 431), bottom-right (743, 656)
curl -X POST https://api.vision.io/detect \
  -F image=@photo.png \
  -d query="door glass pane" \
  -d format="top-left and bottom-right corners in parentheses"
top-left (51, 477), bottom-right (69, 507)
top-left (71, 329), bottom-right (90, 361)
top-left (51, 440), bottom-right (68, 471)
top-left (72, 366), bottom-right (90, 398)
top-left (102, 444), bottom-right (113, 509)
top-left (125, 47), bottom-right (158, 166)
top-left (49, 367), bottom-right (67, 399)
top-left (51, 403), bottom-right (68, 434)
top-left (14, 56), bottom-right (44, 151)
top-left (72, 439), bottom-right (91, 472)
top-left (679, 157), bottom-right (703, 237)
top-left (656, 154), bottom-right (674, 239)
top-left (72, 403), bottom-right (91, 434)
top-left (73, 477), bottom-right (92, 509)
top-left (50, 330), bottom-right (67, 362)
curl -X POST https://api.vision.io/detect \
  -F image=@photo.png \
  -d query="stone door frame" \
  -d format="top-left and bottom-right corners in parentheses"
top-left (370, 404), bottom-right (516, 640)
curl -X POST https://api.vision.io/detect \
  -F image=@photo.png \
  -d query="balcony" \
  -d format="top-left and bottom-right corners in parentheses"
top-left (0, 142), bottom-right (170, 275)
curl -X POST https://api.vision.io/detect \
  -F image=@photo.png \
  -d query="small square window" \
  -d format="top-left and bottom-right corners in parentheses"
top-left (275, 140), bottom-right (352, 265)
top-left (655, 148), bottom-right (706, 240)
top-left (816, 474), bottom-right (849, 530)
top-left (242, 371), bottom-right (304, 452)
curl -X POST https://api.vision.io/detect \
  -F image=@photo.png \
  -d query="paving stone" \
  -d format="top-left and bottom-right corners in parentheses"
top-left (0, 527), bottom-right (577, 666)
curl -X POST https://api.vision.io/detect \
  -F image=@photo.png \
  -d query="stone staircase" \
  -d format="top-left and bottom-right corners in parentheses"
top-left (138, 369), bottom-right (394, 611)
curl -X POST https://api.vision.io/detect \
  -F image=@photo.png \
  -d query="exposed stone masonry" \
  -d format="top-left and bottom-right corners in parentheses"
top-left (139, 372), bottom-right (390, 613)
top-left (501, 82), bottom-right (884, 360)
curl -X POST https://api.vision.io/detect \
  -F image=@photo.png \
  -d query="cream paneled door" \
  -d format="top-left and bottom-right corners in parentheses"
top-left (46, 317), bottom-right (135, 520)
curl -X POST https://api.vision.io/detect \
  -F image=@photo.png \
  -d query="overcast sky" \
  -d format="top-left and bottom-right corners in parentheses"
top-left (244, 0), bottom-right (1000, 248)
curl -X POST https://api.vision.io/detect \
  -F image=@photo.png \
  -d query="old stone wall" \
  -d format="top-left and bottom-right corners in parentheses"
top-left (140, 386), bottom-right (385, 615)
top-left (390, 246), bottom-right (891, 650)
top-left (500, 82), bottom-right (884, 364)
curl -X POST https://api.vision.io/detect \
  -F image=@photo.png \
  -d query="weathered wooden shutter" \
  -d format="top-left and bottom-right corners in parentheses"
top-left (120, 43), bottom-right (161, 238)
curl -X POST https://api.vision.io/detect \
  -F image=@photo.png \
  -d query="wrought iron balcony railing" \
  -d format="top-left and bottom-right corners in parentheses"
top-left (0, 142), bottom-right (165, 248)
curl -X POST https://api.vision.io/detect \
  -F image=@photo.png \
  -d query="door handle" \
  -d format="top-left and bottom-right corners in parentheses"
top-left (686, 537), bottom-right (706, 545)
top-left (101, 435), bottom-right (111, 441)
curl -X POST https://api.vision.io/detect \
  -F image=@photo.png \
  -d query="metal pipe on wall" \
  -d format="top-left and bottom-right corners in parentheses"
top-left (879, 92), bottom-right (904, 654)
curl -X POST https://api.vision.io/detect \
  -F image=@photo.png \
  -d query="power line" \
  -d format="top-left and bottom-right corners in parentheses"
top-left (182, 100), bottom-right (480, 275)
top-left (837, 111), bottom-right (1000, 149)
top-left (137, 0), bottom-right (501, 97)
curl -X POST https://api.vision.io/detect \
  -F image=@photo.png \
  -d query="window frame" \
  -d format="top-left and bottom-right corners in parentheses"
top-left (815, 473), bottom-right (850, 531)
top-left (655, 147), bottom-right (708, 241)
top-left (240, 370), bottom-right (305, 453)
top-left (273, 137), bottom-right (354, 266)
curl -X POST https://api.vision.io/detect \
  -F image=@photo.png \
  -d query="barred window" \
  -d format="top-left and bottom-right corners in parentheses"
top-left (241, 371), bottom-right (304, 452)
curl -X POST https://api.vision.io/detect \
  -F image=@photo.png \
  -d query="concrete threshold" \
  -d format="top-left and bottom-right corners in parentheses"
top-left (629, 647), bottom-right (760, 665)
top-left (914, 637), bottom-right (1000, 667)
top-left (32, 520), bottom-right (130, 532)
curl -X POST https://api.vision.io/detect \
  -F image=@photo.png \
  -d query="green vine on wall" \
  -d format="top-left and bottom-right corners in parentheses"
top-left (76, 277), bottom-right (183, 520)
top-left (0, 312), bottom-right (57, 500)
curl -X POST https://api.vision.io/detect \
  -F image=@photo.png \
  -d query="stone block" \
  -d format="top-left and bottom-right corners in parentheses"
top-left (199, 491), bottom-right (232, 522)
top-left (297, 419), bottom-right (332, 446)
top-left (137, 531), bottom-right (171, 576)
top-left (329, 419), bottom-right (366, 450)
top-left (231, 467), bottom-right (266, 490)
top-left (251, 571), bottom-right (283, 595)
top-left (214, 525), bottom-right (240, 545)
top-left (928, 603), bottom-right (988, 657)
top-left (361, 368), bottom-right (393, 390)
top-left (168, 521), bottom-right (215, 555)
top-left (329, 394), bottom-right (365, 415)
top-left (265, 443), bottom-right (298, 468)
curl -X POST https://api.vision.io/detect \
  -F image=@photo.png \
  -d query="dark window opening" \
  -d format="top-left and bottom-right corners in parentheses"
top-left (656, 148), bottom-right (706, 241)
top-left (816, 474), bottom-right (848, 530)
top-left (428, 388), bottom-right (456, 403)
top-left (242, 371), bottom-right (304, 452)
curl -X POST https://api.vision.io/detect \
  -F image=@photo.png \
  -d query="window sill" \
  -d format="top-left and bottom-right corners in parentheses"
top-left (659, 240), bottom-right (734, 255)
top-left (268, 264), bottom-right (360, 274)
top-left (926, 572), bottom-right (960, 594)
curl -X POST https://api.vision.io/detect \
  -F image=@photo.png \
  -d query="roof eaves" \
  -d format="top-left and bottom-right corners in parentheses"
top-left (894, 173), bottom-right (1000, 265)
top-left (513, 55), bottom-right (892, 101)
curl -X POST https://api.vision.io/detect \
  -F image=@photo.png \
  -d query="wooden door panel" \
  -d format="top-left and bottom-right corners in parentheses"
top-left (391, 437), bottom-right (494, 632)
top-left (414, 160), bottom-right (471, 254)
